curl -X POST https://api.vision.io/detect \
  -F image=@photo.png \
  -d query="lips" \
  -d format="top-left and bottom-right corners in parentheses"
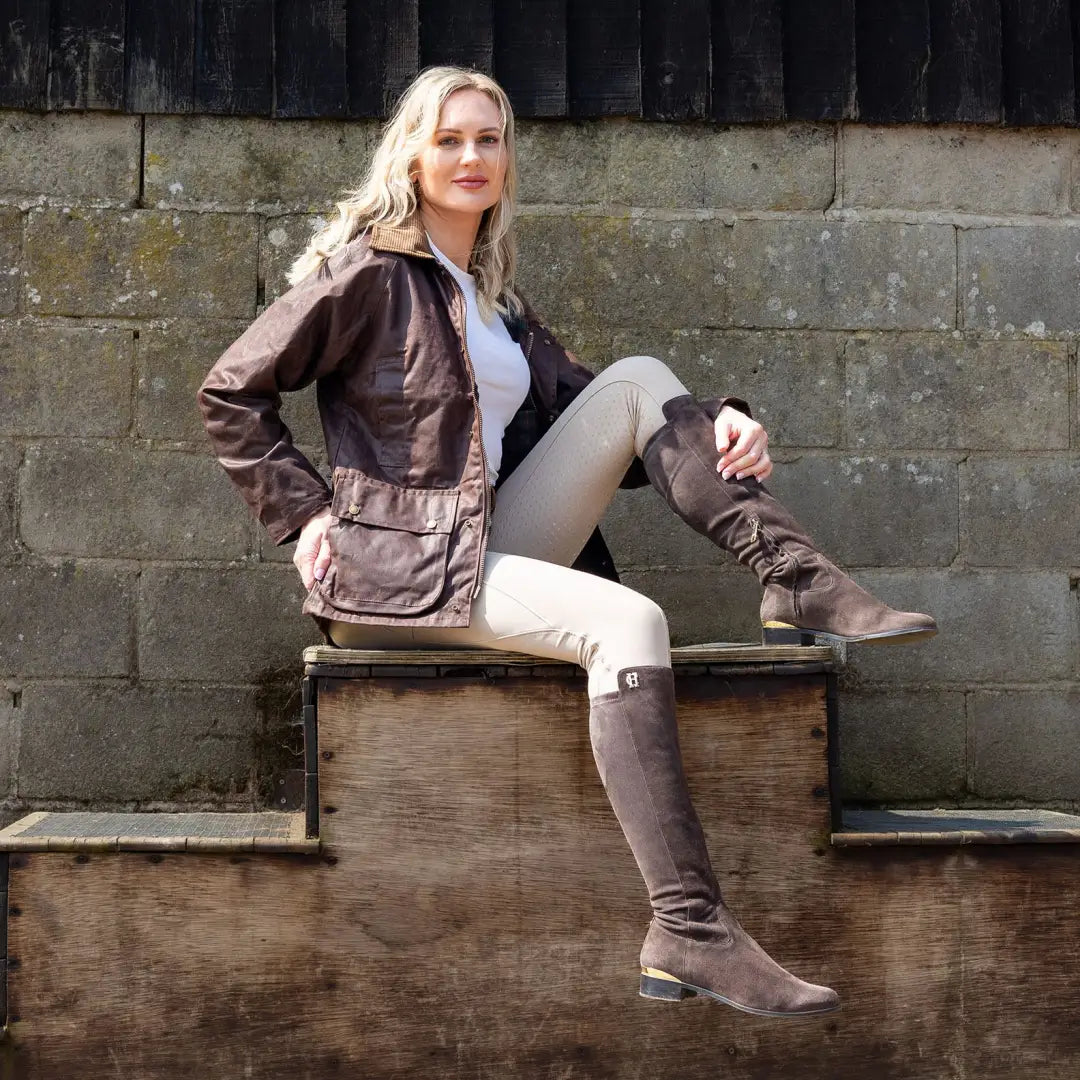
top-left (453, 177), bottom-right (488, 189)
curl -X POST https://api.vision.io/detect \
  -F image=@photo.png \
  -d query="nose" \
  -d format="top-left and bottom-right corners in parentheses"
top-left (461, 139), bottom-right (482, 165)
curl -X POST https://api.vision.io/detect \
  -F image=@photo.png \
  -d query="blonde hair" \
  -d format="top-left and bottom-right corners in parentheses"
top-left (287, 65), bottom-right (523, 323)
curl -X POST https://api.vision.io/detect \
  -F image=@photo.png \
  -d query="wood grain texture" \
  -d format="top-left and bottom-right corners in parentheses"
top-left (274, 0), bottom-right (347, 118)
top-left (419, 0), bottom-right (493, 73)
top-left (125, 0), bottom-right (195, 113)
top-left (711, 0), bottom-right (784, 122)
top-left (493, 0), bottom-right (567, 117)
top-left (782, 0), bottom-right (855, 121)
top-left (854, 0), bottom-right (930, 122)
top-left (346, 0), bottom-right (419, 117)
top-left (641, 0), bottom-right (709, 120)
top-left (0, 0), bottom-right (51, 109)
top-left (567, 0), bottom-right (641, 116)
top-left (927, 0), bottom-right (1001, 123)
top-left (1001, 0), bottom-right (1075, 125)
top-left (47, 0), bottom-right (125, 110)
top-left (194, 0), bottom-right (273, 115)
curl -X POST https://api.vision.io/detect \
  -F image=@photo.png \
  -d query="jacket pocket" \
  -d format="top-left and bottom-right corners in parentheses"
top-left (321, 469), bottom-right (460, 615)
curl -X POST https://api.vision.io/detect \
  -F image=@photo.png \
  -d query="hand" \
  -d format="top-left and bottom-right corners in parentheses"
top-left (294, 508), bottom-right (333, 590)
top-left (714, 406), bottom-right (773, 483)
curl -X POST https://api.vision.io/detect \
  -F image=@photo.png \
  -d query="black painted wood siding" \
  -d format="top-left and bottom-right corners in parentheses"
top-left (0, 0), bottom-right (1075, 125)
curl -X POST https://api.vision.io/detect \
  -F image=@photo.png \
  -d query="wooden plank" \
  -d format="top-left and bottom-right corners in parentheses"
top-left (125, 0), bottom-right (196, 113)
top-left (303, 642), bottom-right (833, 667)
top-left (641, 0), bottom-right (709, 120)
top-left (834, 807), bottom-right (1080, 847)
top-left (781, 0), bottom-right (854, 120)
top-left (711, 0), bottom-right (784, 122)
top-left (346, 0), bottom-right (418, 117)
top-left (194, 0), bottom-right (273, 115)
top-left (47, 0), bottom-right (124, 110)
top-left (0, 0), bottom-right (50, 109)
top-left (492, 0), bottom-right (567, 117)
top-left (274, 0), bottom-right (347, 118)
top-left (927, 0), bottom-right (1001, 123)
top-left (567, 0), bottom-right (641, 116)
top-left (854, 0), bottom-right (930, 122)
top-left (418, 0), bottom-right (493, 73)
top-left (1001, 0), bottom-right (1074, 125)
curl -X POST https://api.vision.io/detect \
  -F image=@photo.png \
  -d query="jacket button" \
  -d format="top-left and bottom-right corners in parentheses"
top-left (426, 519), bottom-right (438, 530)
top-left (463, 519), bottom-right (473, 529)
top-left (544, 338), bottom-right (551, 345)
top-left (347, 503), bottom-right (359, 515)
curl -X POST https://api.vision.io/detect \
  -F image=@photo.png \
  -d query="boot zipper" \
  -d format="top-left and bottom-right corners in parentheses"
top-left (441, 267), bottom-right (491, 600)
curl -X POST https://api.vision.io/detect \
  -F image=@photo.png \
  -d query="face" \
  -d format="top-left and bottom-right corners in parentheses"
top-left (411, 88), bottom-right (508, 220)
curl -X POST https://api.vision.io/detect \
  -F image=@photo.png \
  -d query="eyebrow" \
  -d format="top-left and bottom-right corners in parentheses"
top-left (435, 127), bottom-right (501, 134)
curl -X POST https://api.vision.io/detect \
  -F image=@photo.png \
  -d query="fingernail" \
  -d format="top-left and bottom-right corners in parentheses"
top-left (721, 470), bottom-right (731, 480)
top-left (314, 566), bottom-right (326, 581)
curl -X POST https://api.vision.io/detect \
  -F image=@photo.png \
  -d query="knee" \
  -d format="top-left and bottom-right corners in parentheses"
top-left (608, 354), bottom-right (672, 383)
top-left (616, 591), bottom-right (670, 648)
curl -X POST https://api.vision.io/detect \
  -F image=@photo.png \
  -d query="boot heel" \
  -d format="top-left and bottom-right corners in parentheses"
top-left (762, 624), bottom-right (815, 646)
top-left (639, 968), bottom-right (695, 1001)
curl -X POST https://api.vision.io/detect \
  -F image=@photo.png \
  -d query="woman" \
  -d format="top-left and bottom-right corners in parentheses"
top-left (199, 66), bottom-right (936, 1018)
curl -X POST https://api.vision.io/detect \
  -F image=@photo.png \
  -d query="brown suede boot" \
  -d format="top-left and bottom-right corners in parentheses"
top-left (640, 394), bottom-right (938, 645)
top-left (589, 665), bottom-right (839, 1017)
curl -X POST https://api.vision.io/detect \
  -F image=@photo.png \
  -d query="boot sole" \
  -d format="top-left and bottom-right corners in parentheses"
top-left (762, 622), bottom-right (938, 647)
top-left (639, 968), bottom-right (840, 1018)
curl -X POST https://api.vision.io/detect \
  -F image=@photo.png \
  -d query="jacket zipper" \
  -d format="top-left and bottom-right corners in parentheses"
top-left (441, 267), bottom-right (491, 600)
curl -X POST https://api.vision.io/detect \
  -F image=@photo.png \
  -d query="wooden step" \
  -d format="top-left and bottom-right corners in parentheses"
top-left (833, 807), bottom-right (1080, 846)
top-left (0, 810), bottom-right (318, 853)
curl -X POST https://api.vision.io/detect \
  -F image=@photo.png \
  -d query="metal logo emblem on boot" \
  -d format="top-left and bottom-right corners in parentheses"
top-left (625, 671), bottom-right (640, 688)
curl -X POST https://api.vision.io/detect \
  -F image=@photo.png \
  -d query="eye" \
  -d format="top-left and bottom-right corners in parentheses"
top-left (438, 136), bottom-right (459, 146)
top-left (481, 134), bottom-right (499, 144)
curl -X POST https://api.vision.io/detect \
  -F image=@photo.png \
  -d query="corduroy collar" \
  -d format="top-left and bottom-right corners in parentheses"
top-left (368, 208), bottom-right (435, 258)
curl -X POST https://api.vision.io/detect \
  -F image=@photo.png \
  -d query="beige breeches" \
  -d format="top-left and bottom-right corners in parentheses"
top-left (327, 355), bottom-right (691, 696)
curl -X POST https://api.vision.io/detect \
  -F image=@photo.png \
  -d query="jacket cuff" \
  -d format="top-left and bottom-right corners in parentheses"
top-left (699, 395), bottom-right (752, 421)
top-left (267, 493), bottom-right (332, 546)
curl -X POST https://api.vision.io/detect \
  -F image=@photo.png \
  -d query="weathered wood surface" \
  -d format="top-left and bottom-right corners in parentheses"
top-left (834, 807), bottom-right (1080, 846)
top-left (6, 671), bottom-right (1080, 1077)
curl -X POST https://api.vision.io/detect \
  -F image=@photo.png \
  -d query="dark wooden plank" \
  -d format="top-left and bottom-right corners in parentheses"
top-left (493, 0), bottom-right (567, 117)
top-left (567, 0), bottom-right (641, 116)
top-left (0, 0), bottom-right (50, 110)
top-left (641, 0), bottom-right (709, 120)
top-left (854, 0), bottom-right (929, 122)
top-left (47, 0), bottom-right (124, 110)
top-left (419, 0), bottom-right (493, 73)
top-left (346, 0), bottom-right (419, 117)
top-left (927, 0), bottom-right (1001, 124)
top-left (781, 0), bottom-right (855, 120)
top-left (125, 0), bottom-right (196, 113)
top-left (275, 0), bottom-right (347, 118)
top-left (711, 0), bottom-right (784, 122)
top-left (194, 0), bottom-right (273, 115)
top-left (1001, 0), bottom-right (1074, 125)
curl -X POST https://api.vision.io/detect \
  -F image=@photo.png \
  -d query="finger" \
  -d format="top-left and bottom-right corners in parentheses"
top-left (736, 449), bottom-right (772, 481)
top-left (714, 417), bottom-right (734, 454)
top-left (313, 537), bottom-right (332, 581)
top-left (719, 429), bottom-right (759, 476)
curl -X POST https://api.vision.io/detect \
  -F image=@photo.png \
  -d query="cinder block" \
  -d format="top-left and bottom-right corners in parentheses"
top-left (17, 681), bottom-right (259, 801)
top-left (260, 214), bottom-right (324, 303)
top-left (845, 334), bottom-right (1069, 451)
top-left (0, 560), bottom-right (133, 677)
top-left (0, 209), bottom-right (20, 315)
top-left (0, 442), bottom-right (17, 560)
top-left (838, 690), bottom-right (966, 802)
top-left (971, 687), bottom-right (1080, 800)
top-left (138, 566), bottom-right (319, 681)
top-left (845, 127), bottom-right (1068, 214)
top-left (0, 111), bottom-right (141, 202)
top-left (516, 121), bottom-right (610, 206)
top-left (618, 567), bottom-right (763, 646)
top-left (961, 226), bottom-right (1080, 332)
top-left (515, 213), bottom-right (728, 333)
top-left (0, 321), bottom-right (132, 436)
top-left (19, 443), bottom-right (251, 560)
top-left (846, 570), bottom-right (1075, 685)
top-left (961, 457), bottom-right (1080, 567)
top-left (611, 328), bottom-right (844, 447)
top-left (729, 220), bottom-right (955, 330)
top-left (601, 487), bottom-right (734, 569)
top-left (767, 454), bottom-right (958, 567)
top-left (24, 207), bottom-right (258, 318)
top-left (145, 115), bottom-right (377, 209)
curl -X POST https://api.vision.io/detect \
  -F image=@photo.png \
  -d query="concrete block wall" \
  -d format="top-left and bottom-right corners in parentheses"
top-left (0, 111), bottom-right (1077, 817)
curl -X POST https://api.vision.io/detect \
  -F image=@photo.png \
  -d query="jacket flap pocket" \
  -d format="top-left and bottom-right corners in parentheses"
top-left (330, 469), bottom-right (459, 535)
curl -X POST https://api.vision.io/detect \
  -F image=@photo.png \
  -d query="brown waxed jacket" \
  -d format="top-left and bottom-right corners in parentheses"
top-left (198, 208), bottom-right (668, 636)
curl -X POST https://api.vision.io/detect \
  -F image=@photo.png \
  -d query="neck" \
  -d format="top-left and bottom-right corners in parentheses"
top-left (420, 204), bottom-right (483, 273)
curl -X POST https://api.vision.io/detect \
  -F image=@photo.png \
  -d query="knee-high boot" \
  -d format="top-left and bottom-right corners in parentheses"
top-left (640, 394), bottom-right (937, 645)
top-left (589, 664), bottom-right (839, 1017)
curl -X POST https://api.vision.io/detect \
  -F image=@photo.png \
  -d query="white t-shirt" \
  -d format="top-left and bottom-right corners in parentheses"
top-left (427, 233), bottom-right (531, 484)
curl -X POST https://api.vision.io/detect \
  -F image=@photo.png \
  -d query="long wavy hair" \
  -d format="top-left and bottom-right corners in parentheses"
top-left (287, 65), bottom-right (523, 323)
